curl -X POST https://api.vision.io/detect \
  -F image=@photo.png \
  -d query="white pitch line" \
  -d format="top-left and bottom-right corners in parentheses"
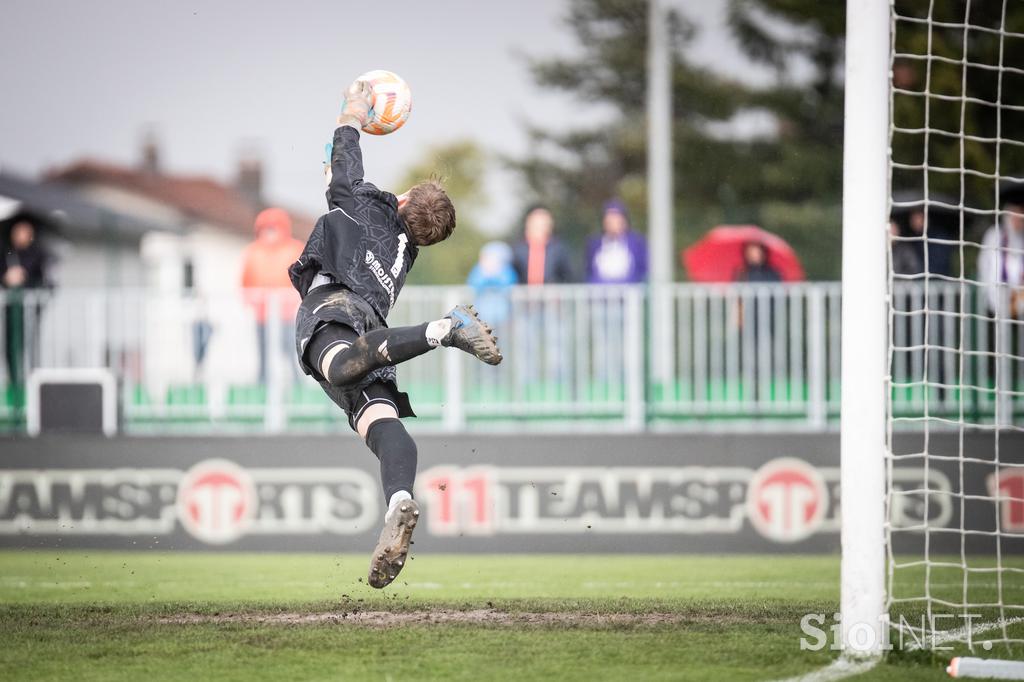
top-left (905, 616), bottom-right (1024, 651)
top-left (773, 656), bottom-right (879, 682)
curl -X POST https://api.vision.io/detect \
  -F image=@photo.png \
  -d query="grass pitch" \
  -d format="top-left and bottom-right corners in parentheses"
top-left (0, 551), bottom-right (1021, 681)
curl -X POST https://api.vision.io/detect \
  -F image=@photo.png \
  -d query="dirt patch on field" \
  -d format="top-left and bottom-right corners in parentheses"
top-left (157, 609), bottom-right (703, 628)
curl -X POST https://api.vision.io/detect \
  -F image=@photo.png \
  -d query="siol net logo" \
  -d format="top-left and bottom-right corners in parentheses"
top-left (746, 457), bottom-right (828, 543)
top-left (176, 459), bottom-right (256, 545)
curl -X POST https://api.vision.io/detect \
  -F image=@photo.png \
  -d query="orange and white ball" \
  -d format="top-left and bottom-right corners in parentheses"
top-left (356, 70), bottom-right (412, 135)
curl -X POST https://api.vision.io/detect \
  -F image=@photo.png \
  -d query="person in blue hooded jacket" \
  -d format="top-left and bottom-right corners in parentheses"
top-left (467, 241), bottom-right (518, 329)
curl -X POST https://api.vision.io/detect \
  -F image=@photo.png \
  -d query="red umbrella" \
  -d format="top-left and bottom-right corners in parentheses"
top-left (682, 224), bottom-right (805, 282)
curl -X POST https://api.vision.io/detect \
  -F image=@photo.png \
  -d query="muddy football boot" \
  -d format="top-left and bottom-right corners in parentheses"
top-left (442, 304), bottom-right (503, 365)
top-left (368, 499), bottom-right (420, 589)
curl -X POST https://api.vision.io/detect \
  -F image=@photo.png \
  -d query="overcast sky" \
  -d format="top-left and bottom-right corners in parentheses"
top-left (0, 0), bottom-right (772, 235)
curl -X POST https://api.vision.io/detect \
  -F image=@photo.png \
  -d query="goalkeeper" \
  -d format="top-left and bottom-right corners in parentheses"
top-left (289, 80), bottom-right (502, 588)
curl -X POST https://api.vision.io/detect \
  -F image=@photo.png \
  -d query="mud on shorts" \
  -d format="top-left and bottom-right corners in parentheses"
top-left (295, 283), bottom-right (415, 430)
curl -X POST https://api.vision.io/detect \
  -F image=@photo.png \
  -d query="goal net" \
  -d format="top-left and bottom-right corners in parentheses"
top-left (885, 0), bottom-right (1024, 653)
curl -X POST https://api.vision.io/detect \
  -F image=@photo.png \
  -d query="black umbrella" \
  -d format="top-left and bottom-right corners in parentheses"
top-left (0, 209), bottom-right (56, 248)
top-left (890, 190), bottom-right (959, 236)
top-left (999, 181), bottom-right (1024, 207)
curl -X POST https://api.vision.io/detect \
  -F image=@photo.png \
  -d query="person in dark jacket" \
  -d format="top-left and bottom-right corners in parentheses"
top-left (736, 242), bottom-right (782, 283)
top-left (2, 217), bottom-right (50, 394)
top-left (509, 206), bottom-right (573, 385)
top-left (890, 218), bottom-right (924, 276)
top-left (735, 241), bottom-right (780, 395)
top-left (289, 80), bottom-right (502, 589)
top-left (889, 195), bottom-right (957, 277)
top-left (2, 219), bottom-right (48, 289)
top-left (511, 205), bottom-right (574, 285)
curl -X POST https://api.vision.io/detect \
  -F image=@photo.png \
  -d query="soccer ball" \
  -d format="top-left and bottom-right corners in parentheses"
top-left (355, 70), bottom-right (412, 136)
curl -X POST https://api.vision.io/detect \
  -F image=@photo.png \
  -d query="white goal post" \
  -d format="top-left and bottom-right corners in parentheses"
top-left (840, 0), bottom-right (890, 658)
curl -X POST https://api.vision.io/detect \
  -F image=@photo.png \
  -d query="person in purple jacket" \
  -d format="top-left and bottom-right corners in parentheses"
top-left (585, 200), bottom-right (647, 386)
top-left (585, 200), bottom-right (648, 284)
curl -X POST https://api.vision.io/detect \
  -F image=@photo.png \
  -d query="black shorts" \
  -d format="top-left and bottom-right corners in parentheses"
top-left (295, 283), bottom-right (415, 429)
top-left (338, 380), bottom-right (413, 431)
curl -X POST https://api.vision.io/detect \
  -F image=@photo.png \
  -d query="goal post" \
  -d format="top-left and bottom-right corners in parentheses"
top-left (840, 0), bottom-right (890, 658)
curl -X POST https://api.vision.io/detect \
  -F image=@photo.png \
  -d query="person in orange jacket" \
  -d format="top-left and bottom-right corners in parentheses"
top-left (241, 207), bottom-right (305, 384)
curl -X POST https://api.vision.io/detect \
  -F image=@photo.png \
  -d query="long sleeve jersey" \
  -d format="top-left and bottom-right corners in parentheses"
top-left (289, 125), bottom-right (418, 320)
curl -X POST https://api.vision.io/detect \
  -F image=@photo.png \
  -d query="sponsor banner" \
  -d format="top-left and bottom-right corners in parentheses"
top-left (0, 433), bottom-right (1020, 553)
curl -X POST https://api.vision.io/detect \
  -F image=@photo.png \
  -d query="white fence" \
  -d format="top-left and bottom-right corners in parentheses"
top-left (0, 283), bottom-right (1019, 433)
top-left (648, 283), bottom-right (841, 429)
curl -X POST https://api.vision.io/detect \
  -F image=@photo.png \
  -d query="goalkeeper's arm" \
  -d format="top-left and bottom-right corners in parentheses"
top-left (326, 80), bottom-right (372, 212)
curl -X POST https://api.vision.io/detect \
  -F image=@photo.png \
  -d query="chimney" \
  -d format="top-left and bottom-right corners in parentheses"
top-left (141, 130), bottom-right (160, 174)
top-left (237, 156), bottom-right (263, 207)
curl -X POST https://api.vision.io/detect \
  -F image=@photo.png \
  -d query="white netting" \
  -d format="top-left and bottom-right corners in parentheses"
top-left (886, 0), bottom-right (1024, 651)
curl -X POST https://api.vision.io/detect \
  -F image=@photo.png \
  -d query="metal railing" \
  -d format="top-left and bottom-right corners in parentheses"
top-left (648, 283), bottom-right (842, 429)
top-left (0, 282), bottom-right (1020, 434)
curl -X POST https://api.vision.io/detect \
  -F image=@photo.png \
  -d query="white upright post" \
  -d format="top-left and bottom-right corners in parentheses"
top-left (840, 0), bottom-right (889, 658)
top-left (647, 0), bottom-right (674, 390)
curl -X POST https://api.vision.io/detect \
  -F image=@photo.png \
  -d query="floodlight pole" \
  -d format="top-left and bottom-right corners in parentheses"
top-left (647, 0), bottom-right (674, 389)
top-left (840, 0), bottom-right (889, 658)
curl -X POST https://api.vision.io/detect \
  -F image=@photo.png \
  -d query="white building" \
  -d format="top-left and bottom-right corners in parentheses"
top-left (2, 143), bottom-right (315, 400)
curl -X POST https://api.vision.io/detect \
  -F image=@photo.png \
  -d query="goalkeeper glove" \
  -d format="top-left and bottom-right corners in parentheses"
top-left (337, 79), bottom-right (373, 130)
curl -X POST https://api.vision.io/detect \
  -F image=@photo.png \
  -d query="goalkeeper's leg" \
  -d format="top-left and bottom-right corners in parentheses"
top-left (306, 304), bottom-right (502, 388)
top-left (307, 322), bottom-right (437, 387)
top-left (353, 390), bottom-right (420, 589)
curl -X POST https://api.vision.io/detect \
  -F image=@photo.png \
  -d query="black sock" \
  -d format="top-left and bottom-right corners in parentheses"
top-left (364, 418), bottom-right (417, 503)
top-left (308, 323), bottom-right (433, 386)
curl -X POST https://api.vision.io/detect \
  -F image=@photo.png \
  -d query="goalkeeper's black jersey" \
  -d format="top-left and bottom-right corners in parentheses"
top-left (289, 125), bottom-right (418, 321)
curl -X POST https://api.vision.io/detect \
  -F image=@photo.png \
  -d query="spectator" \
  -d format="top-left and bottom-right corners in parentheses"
top-left (240, 207), bottom-right (304, 384)
top-left (889, 218), bottom-right (925, 388)
top-left (889, 196), bottom-right (958, 393)
top-left (467, 241), bottom-right (517, 329)
top-left (2, 218), bottom-right (48, 290)
top-left (511, 205), bottom-right (574, 285)
top-left (890, 198), bottom-right (956, 277)
top-left (585, 200), bottom-right (648, 284)
top-left (890, 218), bottom-right (924, 276)
top-left (976, 184), bottom-right (1024, 387)
top-left (735, 242), bottom-right (782, 283)
top-left (510, 205), bottom-right (572, 385)
top-left (734, 240), bottom-right (781, 396)
top-left (2, 217), bottom-right (50, 394)
top-left (978, 185), bottom-right (1024, 319)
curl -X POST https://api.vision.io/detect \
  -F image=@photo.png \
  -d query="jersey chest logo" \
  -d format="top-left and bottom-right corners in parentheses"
top-left (364, 249), bottom-right (397, 306)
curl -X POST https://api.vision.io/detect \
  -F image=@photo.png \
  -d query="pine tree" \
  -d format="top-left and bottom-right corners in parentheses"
top-left (518, 0), bottom-right (1024, 280)
top-left (890, 0), bottom-right (1024, 228)
top-left (510, 0), bottom-right (752, 276)
top-left (514, 0), bottom-right (854, 279)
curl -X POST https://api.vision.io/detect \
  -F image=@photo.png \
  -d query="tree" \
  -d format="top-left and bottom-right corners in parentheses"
top-left (725, 0), bottom-right (848, 280)
top-left (512, 0), bottom-right (854, 279)
top-left (512, 0), bottom-right (856, 276)
top-left (889, 0), bottom-right (1024, 231)
top-left (518, 0), bottom-right (1024, 280)
top-left (510, 0), bottom-right (753, 273)
top-left (397, 140), bottom-right (491, 285)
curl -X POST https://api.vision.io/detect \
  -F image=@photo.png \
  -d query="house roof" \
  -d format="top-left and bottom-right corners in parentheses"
top-left (47, 160), bottom-right (316, 239)
top-left (0, 170), bottom-right (169, 240)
